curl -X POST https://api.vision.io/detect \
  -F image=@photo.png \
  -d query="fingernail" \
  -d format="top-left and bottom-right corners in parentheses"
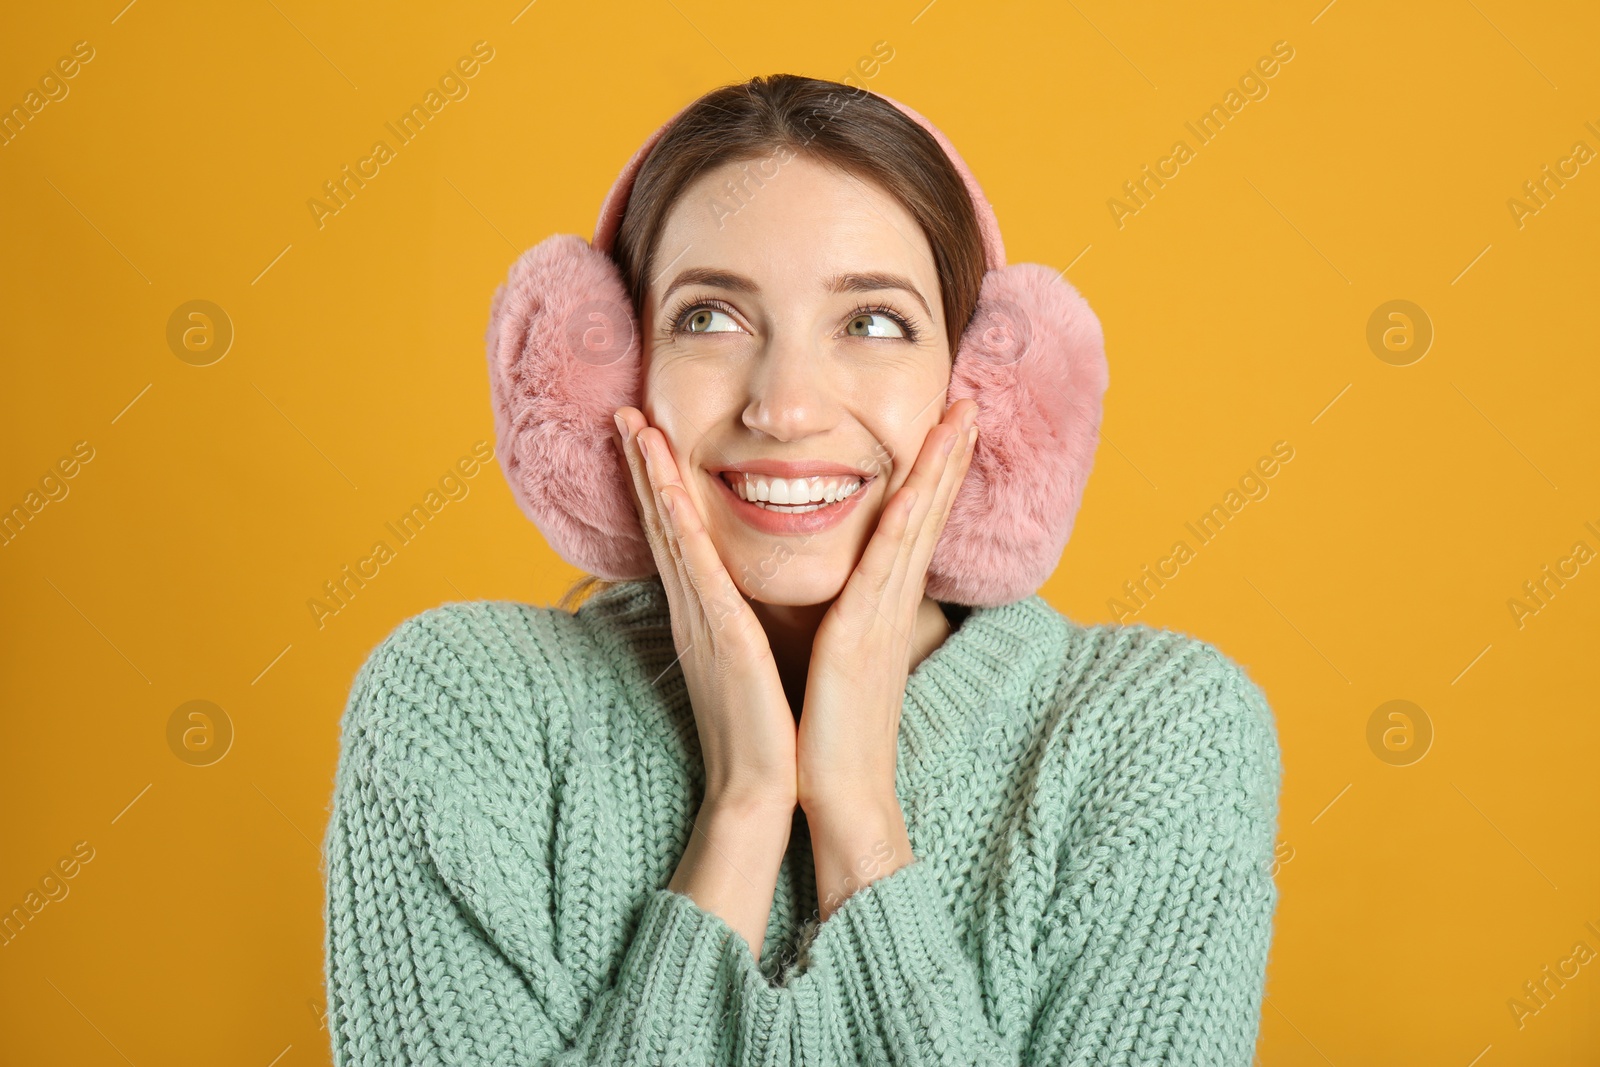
top-left (942, 430), bottom-right (958, 456)
top-left (614, 412), bottom-right (628, 441)
top-left (962, 405), bottom-right (978, 432)
top-left (967, 425), bottom-right (978, 450)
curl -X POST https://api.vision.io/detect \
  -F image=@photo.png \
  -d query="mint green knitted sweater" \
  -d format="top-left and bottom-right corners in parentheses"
top-left (322, 578), bottom-right (1282, 1065)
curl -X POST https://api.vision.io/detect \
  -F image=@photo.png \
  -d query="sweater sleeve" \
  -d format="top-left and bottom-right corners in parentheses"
top-left (322, 612), bottom-right (756, 1065)
top-left (1021, 654), bottom-right (1283, 1066)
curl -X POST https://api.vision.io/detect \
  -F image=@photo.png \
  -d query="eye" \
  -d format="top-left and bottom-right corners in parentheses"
top-left (845, 306), bottom-right (919, 342)
top-left (673, 301), bottom-right (742, 334)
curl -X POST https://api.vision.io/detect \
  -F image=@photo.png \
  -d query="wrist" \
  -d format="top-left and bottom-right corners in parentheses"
top-left (706, 767), bottom-right (797, 819)
top-left (799, 785), bottom-right (901, 824)
top-left (670, 796), bottom-right (792, 960)
top-left (805, 797), bottom-right (914, 921)
top-left (701, 789), bottom-right (797, 832)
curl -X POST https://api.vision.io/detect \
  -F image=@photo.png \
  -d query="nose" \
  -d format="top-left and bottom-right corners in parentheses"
top-left (741, 329), bottom-right (836, 442)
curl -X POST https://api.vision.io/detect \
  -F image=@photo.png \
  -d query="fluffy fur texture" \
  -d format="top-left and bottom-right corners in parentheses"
top-left (484, 90), bottom-right (1110, 606)
top-left (932, 262), bottom-right (1107, 605)
top-left (485, 234), bottom-right (652, 580)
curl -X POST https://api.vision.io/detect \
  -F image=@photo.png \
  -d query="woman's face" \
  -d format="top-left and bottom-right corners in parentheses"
top-left (641, 153), bottom-right (953, 607)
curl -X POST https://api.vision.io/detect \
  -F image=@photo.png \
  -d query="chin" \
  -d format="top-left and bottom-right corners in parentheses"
top-left (701, 485), bottom-right (876, 607)
top-left (728, 554), bottom-right (852, 607)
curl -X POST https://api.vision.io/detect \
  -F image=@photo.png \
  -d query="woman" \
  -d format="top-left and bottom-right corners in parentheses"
top-left (323, 74), bottom-right (1282, 1065)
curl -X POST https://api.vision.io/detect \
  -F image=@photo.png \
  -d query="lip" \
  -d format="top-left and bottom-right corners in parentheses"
top-left (710, 468), bottom-right (874, 537)
top-left (714, 459), bottom-right (873, 479)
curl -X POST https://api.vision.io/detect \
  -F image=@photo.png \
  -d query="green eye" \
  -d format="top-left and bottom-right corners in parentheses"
top-left (846, 310), bottom-right (909, 339)
top-left (681, 306), bottom-right (740, 333)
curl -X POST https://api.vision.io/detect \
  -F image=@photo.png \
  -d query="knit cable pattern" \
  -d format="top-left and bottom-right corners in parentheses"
top-left (322, 579), bottom-right (1282, 1065)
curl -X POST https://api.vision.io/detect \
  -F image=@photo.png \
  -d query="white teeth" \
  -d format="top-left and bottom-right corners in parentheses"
top-left (728, 472), bottom-right (863, 509)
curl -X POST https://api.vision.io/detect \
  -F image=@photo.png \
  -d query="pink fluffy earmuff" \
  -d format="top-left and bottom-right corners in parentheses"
top-left (485, 89), bottom-right (1109, 607)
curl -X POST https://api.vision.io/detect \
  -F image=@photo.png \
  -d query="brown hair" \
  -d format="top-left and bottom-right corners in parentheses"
top-left (610, 73), bottom-right (987, 358)
top-left (557, 573), bottom-right (628, 612)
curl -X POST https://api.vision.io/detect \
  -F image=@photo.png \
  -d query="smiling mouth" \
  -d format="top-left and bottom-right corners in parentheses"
top-left (718, 471), bottom-right (869, 513)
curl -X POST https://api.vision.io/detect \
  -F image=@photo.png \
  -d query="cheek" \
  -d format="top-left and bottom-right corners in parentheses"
top-left (646, 359), bottom-right (737, 429)
top-left (645, 387), bottom-right (702, 453)
top-left (802, 372), bottom-right (944, 519)
top-left (863, 389), bottom-right (946, 488)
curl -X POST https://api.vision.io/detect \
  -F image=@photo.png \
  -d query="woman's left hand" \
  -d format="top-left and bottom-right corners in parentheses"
top-left (796, 398), bottom-right (979, 827)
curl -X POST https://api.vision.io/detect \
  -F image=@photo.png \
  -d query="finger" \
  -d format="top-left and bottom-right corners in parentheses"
top-left (881, 399), bottom-right (976, 606)
top-left (635, 425), bottom-right (701, 604)
top-left (903, 399), bottom-right (975, 536)
top-left (614, 407), bottom-right (670, 562)
top-left (839, 473), bottom-right (922, 633)
top-left (840, 396), bottom-right (966, 619)
top-left (658, 483), bottom-right (751, 641)
top-left (917, 399), bottom-right (978, 535)
top-left (614, 408), bottom-right (695, 632)
top-left (906, 401), bottom-right (980, 584)
top-left (652, 467), bottom-right (698, 613)
top-left (901, 434), bottom-right (975, 606)
top-left (833, 483), bottom-right (920, 660)
top-left (638, 425), bottom-right (756, 644)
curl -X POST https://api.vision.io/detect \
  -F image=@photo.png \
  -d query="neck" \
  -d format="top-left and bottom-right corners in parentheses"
top-left (748, 593), bottom-right (954, 715)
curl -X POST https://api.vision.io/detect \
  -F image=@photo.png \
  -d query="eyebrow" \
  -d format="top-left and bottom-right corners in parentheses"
top-left (659, 267), bottom-right (935, 323)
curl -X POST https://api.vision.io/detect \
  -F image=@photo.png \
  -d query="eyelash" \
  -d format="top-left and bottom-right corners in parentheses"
top-left (664, 295), bottom-right (924, 345)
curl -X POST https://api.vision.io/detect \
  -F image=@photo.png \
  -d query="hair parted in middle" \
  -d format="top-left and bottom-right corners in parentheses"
top-left (609, 73), bottom-right (988, 358)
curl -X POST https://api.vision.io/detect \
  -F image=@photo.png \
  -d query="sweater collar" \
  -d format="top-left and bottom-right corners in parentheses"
top-left (577, 578), bottom-right (1066, 796)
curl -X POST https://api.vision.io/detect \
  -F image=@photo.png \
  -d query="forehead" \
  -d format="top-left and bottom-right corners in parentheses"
top-left (648, 154), bottom-right (937, 304)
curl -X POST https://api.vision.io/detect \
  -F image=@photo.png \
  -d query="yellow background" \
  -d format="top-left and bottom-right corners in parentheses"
top-left (3, 1), bottom-right (1597, 1063)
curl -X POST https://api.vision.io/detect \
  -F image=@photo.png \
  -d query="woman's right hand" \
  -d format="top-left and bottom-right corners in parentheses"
top-left (612, 407), bottom-right (799, 815)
